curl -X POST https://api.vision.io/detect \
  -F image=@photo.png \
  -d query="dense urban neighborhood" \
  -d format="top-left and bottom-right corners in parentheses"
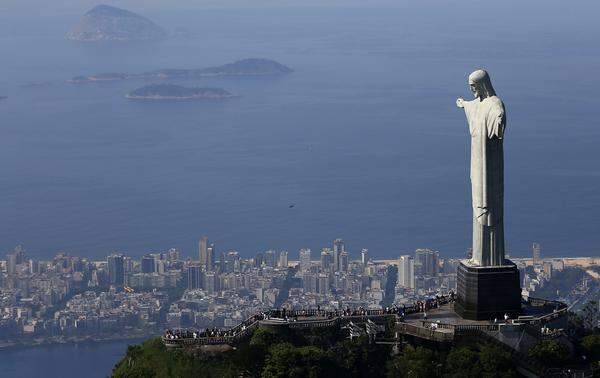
top-left (1, 239), bottom-right (598, 349)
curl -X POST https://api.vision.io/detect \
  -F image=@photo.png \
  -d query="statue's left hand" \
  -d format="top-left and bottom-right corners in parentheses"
top-left (456, 98), bottom-right (465, 108)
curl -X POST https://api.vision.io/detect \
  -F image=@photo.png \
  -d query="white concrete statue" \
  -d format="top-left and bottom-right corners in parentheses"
top-left (456, 70), bottom-right (506, 267)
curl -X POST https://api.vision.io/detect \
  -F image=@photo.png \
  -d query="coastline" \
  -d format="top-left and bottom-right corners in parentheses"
top-left (0, 331), bottom-right (156, 352)
top-left (125, 93), bottom-right (236, 100)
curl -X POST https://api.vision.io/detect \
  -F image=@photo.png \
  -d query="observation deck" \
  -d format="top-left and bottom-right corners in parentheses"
top-left (162, 296), bottom-right (567, 348)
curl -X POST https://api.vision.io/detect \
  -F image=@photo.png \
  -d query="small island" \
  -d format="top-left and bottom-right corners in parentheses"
top-left (125, 84), bottom-right (235, 100)
top-left (195, 58), bottom-right (293, 76)
top-left (68, 59), bottom-right (293, 83)
top-left (67, 5), bottom-right (166, 42)
top-left (69, 73), bottom-right (129, 83)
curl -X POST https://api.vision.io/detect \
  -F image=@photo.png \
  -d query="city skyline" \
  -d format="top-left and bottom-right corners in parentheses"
top-left (2, 236), bottom-right (577, 263)
top-left (3, 224), bottom-right (599, 377)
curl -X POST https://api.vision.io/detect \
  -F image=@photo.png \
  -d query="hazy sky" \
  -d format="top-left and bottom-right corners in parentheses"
top-left (2, 0), bottom-right (388, 12)
top-left (1, 0), bottom-right (597, 13)
top-left (1, 0), bottom-right (598, 37)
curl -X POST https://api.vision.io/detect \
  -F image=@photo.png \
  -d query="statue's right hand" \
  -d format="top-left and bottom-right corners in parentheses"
top-left (456, 98), bottom-right (465, 108)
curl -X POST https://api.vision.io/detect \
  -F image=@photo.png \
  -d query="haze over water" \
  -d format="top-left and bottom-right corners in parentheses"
top-left (1, 1), bottom-right (599, 262)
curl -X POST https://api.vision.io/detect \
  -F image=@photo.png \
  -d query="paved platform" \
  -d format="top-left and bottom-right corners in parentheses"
top-left (404, 298), bottom-right (567, 328)
top-left (404, 303), bottom-right (486, 326)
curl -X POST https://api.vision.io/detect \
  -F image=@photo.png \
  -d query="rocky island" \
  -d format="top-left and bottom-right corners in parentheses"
top-left (125, 84), bottom-right (235, 100)
top-left (68, 58), bottom-right (292, 83)
top-left (67, 5), bottom-right (166, 42)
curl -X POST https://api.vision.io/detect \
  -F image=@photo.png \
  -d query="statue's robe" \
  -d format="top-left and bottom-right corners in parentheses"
top-left (463, 96), bottom-right (506, 266)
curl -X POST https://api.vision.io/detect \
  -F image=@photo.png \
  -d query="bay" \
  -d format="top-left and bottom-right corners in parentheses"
top-left (0, 2), bottom-right (598, 261)
top-left (0, 339), bottom-right (145, 378)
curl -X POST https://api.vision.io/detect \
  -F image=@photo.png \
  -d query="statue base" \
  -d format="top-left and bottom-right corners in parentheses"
top-left (455, 260), bottom-right (521, 320)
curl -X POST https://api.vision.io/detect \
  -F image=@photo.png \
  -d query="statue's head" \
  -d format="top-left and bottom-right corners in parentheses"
top-left (468, 69), bottom-right (496, 99)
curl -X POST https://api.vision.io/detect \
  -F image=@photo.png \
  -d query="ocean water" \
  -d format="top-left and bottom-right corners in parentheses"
top-left (0, 339), bottom-right (143, 378)
top-left (1, 2), bottom-right (599, 263)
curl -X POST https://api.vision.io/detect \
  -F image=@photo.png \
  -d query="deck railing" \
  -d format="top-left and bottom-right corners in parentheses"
top-left (162, 295), bottom-right (566, 348)
top-left (420, 321), bottom-right (501, 333)
top-left (163, 309), bottom-right (398, 347)
top-left (397, 322), bottom-right (454, 342)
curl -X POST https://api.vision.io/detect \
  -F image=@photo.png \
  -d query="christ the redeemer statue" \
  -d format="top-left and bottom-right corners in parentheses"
top-left (456, 69), bottom-right (507, 267)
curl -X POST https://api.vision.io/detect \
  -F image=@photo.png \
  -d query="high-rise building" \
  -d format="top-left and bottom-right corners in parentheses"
top-left (13, 245), bottom-right (25, 264)
top-left (107, 254), bottom-right (125, 286)
top-left (532, 243), bottom-right (541, 266)
top-left (299, 248), bottom-right (311, 272)
top-left (187, 264), bottom-right (203, 290)
top-left (29, 259), bottom-right (39, 275)
top-left (204, 272), bottom-right (217, 294)
top-left (397, 255), bottom-right (415, 289)
top-left (339, 251), bottom-right (349, 272)
top-left (155, 259), bottom-right (165, 274)
top-left (167, 248), bottom-right (180, 261)
top-left (415, 249), bottom-right (439, 277)
top-left (206, 243), bottom-right (215, 271)
top-left (278, 250), bottom-right (288, 268)
top-left (543, 261), bottom-right (552, 278)
top-left (321, 249), bottom-right (333, 272)
top-left (6, 245), bottom-right (25, 275)
top-left (199, 236), bottom-right (208, 264)
top-left (254, 252), bottom-right (264, 268)
top-left (264, 250), bottom-right (277, 268)
top-left (219, 251), bottom-right (226, 273)
top-left (333, 239), bottom-right (345, 272)
top-left (6, 253), bottom-right (18, 275)
top-left (141, 254), bottom-right (156, 274)
top-left (227, 251), bottom-right (240, 273)
top-left (124, 256), bottom-right (134, 274)
top-left (361, 248), bottom-right (370, 265)
top-left (302, 272), bottom-right (317, 293)
top-left (318, 273), bottom-right (329, 295)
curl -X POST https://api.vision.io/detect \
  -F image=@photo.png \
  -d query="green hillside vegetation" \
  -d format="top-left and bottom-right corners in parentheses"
top-left (112, 325), bottom-right (528, 378)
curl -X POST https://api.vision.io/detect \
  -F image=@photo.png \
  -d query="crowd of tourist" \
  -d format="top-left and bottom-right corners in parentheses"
top-left (163, 292), bottom-right (456, 342)
top-left (164, 313), bottom-right (266, 341)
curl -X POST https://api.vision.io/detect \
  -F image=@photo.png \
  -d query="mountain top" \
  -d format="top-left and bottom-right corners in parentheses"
top-left (67, 4), bottom-right (166, 42)
top-left (85, 4), bottom-right (140, 18)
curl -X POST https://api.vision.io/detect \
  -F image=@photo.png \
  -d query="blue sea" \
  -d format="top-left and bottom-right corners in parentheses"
top-left (1, 1), bottom-right (600, 375)
top-left (0, 339), bottom-right (144, 378)
top-left (2, 2), bottom-right (599, 262)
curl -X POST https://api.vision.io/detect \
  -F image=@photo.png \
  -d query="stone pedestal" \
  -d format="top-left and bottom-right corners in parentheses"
top-left (455, 260), bottom-right (521, 320)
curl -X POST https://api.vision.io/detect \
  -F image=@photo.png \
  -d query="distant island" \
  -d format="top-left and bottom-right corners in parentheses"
top-left (68, 58), bottom-right (293, 83)
top-left (67, 5), bottom-right (166, 42)
top-left (0, 96), bottom-right (7, 101)
top-left (20, 82), bottom-right (53, 89)
top-left (125, 84), bottom-right (235, 100)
